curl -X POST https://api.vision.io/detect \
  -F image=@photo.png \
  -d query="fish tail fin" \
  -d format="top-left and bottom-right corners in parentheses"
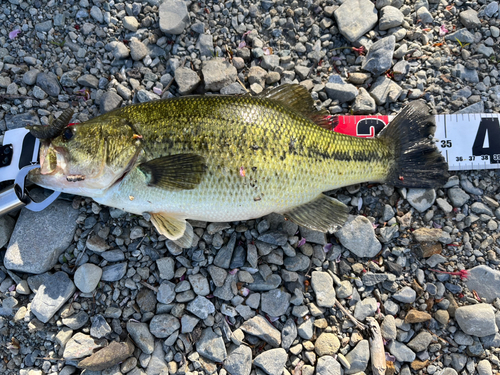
top-left (379, 100), bottom-right (449, 188)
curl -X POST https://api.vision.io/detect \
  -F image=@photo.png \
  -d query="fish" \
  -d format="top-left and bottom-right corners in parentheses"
top-left (28, 84), bottom-right (449, 248)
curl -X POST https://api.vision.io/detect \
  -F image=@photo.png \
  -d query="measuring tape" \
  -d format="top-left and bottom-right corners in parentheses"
top-left (333, 113), bottom-right (500, 171)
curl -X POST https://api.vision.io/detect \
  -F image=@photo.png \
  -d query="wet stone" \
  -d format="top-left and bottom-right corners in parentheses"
top-left (406, 188), bottom-right (436, 212)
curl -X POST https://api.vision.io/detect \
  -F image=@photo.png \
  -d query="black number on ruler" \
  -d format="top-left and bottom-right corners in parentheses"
top-left (472, 118), bottom-right (500, 164)
top-left (356, 118), bottom-right (386, 137)
top-left (441, 140), bottom-right (452, 148)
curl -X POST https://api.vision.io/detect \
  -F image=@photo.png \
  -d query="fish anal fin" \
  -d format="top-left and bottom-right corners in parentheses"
top-left (258, 84), bottom-right (332, 130)
top-left (283, 194), bottom-right (349, 233)
top-left (150, 213), bottom-right (194, 248)
top-left (138, 153), bottom-right (206, 190)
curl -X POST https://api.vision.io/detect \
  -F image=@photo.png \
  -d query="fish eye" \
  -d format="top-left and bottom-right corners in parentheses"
top-left (62, 128), bottom-right (74, 141)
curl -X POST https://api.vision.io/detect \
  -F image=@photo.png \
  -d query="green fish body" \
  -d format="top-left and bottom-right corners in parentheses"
top-left (28, 85), bottom-right (448, 247)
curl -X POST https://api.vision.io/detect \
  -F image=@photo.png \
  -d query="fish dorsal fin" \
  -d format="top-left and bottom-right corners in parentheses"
top-left (258, 84), bottom-right (332, 130)
top-left (150, 213), bottom-right (193, 248)
top-left (282, 194), bottom-right (349, 233)
top-left (138, 153), bottom-right (206, 190)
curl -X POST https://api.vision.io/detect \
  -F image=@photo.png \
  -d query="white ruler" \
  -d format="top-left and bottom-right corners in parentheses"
top-left (334, 113), bottom-right (500, 171)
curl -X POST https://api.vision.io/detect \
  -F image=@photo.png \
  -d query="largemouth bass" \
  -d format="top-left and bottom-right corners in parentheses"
top-left (28, 84), bottom-right (448, 247)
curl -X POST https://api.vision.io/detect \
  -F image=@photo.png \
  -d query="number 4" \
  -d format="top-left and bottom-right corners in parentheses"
top-left (472, 118), bottom-right (500, 164)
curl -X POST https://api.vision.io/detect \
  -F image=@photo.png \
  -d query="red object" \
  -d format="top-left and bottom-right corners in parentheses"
top-left (333, 115), bottom-right (390, 138)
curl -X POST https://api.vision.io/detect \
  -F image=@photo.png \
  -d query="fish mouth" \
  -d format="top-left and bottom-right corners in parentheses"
top-left (39, 142), bottom-right (67, 175)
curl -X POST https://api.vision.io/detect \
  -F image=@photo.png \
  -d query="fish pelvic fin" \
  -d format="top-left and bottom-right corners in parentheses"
top-left (258, 84), bottom-right (333, 130)
top-left (283, 194), bottom-right (349, 233)
top-left (138, 153), bottom-right (207, 190)
top-left (379, 100), bottom-right (449, 188)
top-left (150, 213), bottom-right (193, 248)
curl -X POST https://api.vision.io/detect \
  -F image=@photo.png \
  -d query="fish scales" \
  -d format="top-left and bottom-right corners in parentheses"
top-left (28, 84), bottom-right (448, 246)
top-left (94, 95), bottom-right (392, 221)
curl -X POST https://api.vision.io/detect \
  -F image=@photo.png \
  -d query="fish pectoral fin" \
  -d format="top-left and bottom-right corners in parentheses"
top-left (138, 153), bottom-right (206, 190)
top-left (258, 84), bottom-right (332, 130)
top-left (150, 213), bottom-right (193, 248)
top-left (282, 194), bottom-right (349, 233)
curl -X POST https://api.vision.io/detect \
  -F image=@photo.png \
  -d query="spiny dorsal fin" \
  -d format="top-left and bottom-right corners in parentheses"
top-left (138, 153), bottom-right (206, 190)
top-left (282, 194), bottom-right (349, 233)
top-left (150, 213), bottom-right (193, 248)
top-left (258, 84), bottom-right (332, 130)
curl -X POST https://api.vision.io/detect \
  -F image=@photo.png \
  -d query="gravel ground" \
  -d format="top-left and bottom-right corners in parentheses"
top-left (1, 0), bottom-right (500, 375)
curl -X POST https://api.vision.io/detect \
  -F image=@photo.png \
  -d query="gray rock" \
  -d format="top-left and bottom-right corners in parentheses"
top-left (23, 69), bottom-right (40, 86)
top-left (31, 271), bottom-right (76, 323)
top-left (146, 341), bottom-right (168, 374)
top-left (239, 315), bottom-right (281, 347)
top-left (247, 273), bottom-right (282, 291)
top-left (471, 202), bottom-right (494, 216)
top-left (126, 321), bottom-right (154, 354)
top-left (334, 0), bottom-right (378, 42)
top-left (36, 72), bottom-right (60, 97)
top-left (416, 6), bottom-right (434, 23)
top-left (283, 253), bottom-right (310, 271)
top-left (369, 76), bottom-right (402, 105)
top-left (311, 271), bottom-right (336, 308)
top-left (77, 74), bottom-right (99, 88)
top-left (35, 20), bottom-right (53, 32)
top-left (5, 111), bottom-right (41, 130)
top-left (325, 75), bottom-right (358, 103)
top-left (174, 67), bottom-right (200, 95)
top-left (483, 2), bottom-right (499, 18)
top-left (188, 273), bottom-right (210, 296)
top-left (186, 296), bottom-right (215, 319)
top-left (0, 216), bottom-right (15, 249)
top-left (101, 263), bottom-right (127, 282)
top-left (196, 34), bottom-right (214, 57)
top-left (407, 331), bottom-right (433, 352)
top-left (149, 314), bottom-right (180, 338)
top-left (352, 87), bottom-right (376, 114)
top-left (129, 38), bottom-right (148, 61)
top-left (454, 64), bottom-right (479, 83)
top-left (362, 36), bottom-right (396, 76)
top-left (450, 353), bottom-right (467, 371)
top-left (253, 348), bottom-right (287, 375)
top-left (381, 315), bottom-right (397, 340)
top-left (455, 304), bottom-right (498, 337)
top-left (387, 340), bottom-right (416, 362)
top-left (63, 333), bottom-right (104, 360)
top-left (354, 297), bottom-right (378, 321)
top-left (100, 91), bottom-right (123, 114)
top-left (136, 89), bottom-right (160, 103)
top-left (393, 286), bottom-right (417, 303)
top-left (225, 345), bottom-right (252, 375)
top-left (201, 58), bottom-right (237, 91)
top-left (191, 22), bottom-right (205, 34)
top-left (335, 215), bottom-right (381, 258)
top-left (477, 359), bottom-right (493, 375)
top-left (213, 232), bottom-right (237, 269)
top-left (156, 257), bottom-right (175, 281)
top-left (460, 9), bottom-right (481, 29)
top-left (90, 315), bottom-right (112, 339)
top-left (316, 356), bottom-right (342, 375)
top-left (60, 70), bottom-right (81, 87)
top-left (62, 311), bottom-right (89, 330)
top-left (214, 273), bottom-right (237, 300)
top-left (74, 264), bottom-right (102, 293)
top-left (258, 230), bottom-right (288, 246)
top-left (159, 0), bottom-right (190, 35)
top-left (157, 281), bottom-right (176, 304)
top-left (261, 289), bottom-right (290, 317)
top-left (111, 42), bottom-right (130, 59)
top-left (181, 314), bottom-right (199, 333)
top-left (379, 6), bottom-right (404, 30)
top-left (466, 265), bottom-right (500, 302)
top-left (345, 340), bottom-right (369, 374)
top-left (447, 187), bottom-right (469, 207)
top-left (196, 328), bottom-right (227, 362)
top-left (261, 55), bottom-right (280, 70)
top-left (122, 16), bottom-right (139, 32)
top-left (406, 188), bottom-right (436, 212)
top-left (281, 318), bottom-right (297, 350)
top-left (90, 5), bottom-right (103, 23)
top-left (248, 66), bottom-right (267, 87)
top-left (5, 201), bottom-right (78, 274)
